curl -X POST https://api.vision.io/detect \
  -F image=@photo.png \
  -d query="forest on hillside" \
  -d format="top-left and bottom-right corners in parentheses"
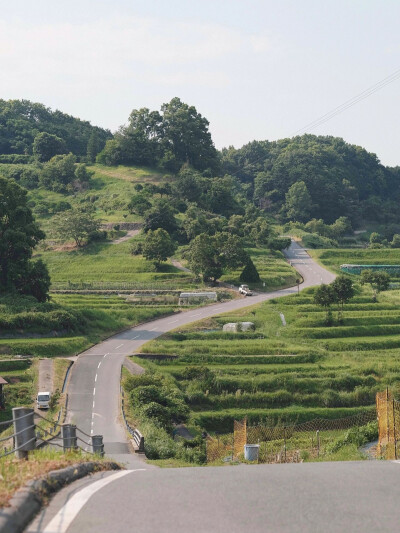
top-left (1, 97), bottom-right (400, 234)
top-left (0, 99), bottom-right (111, 158)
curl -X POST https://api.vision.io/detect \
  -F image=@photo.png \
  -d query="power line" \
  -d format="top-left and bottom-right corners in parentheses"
top-left (292, 67), bottom-right (400, 136)
top-left (227, 67), bottom-right (400, 179)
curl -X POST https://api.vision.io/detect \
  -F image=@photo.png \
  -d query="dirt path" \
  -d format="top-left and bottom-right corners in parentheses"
top-left (38, 359), bottom-right (53, 392)
top-left (171, 259), bottom-right (191, 272)
top-left (110, 229), bottom-right (140, 244)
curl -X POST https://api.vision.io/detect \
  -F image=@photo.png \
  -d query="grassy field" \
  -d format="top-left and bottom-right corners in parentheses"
top-left (309, 248), bottom-right (400, 275)
top-left (0, 292), bottom-right (178, 357)
top-left (26, 163), bottom-right (173, 233)
top-left (0, 359), bottom-right (36, 423)
top-left (135, 284), bottom-right (398, 437)
top-left (0, 449), bottom-right (111, 507)
top-left (220, 248), bottom-right (298, 291)
top-left (38, 240), bottom-right (195, 287)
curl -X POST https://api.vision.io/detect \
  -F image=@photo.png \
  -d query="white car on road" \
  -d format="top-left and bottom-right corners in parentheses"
top-left (239, 284), bottom-right (253, 296)
top-left (36, 391), bottom-right (51, 409)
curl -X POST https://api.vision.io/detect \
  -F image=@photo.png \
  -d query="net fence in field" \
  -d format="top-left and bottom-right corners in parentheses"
top-left (207, 410), bottom-right (376, 464)
top-left (376, 389), bottom-right (400, 460)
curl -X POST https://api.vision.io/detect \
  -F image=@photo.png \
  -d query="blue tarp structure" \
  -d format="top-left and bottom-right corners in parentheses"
top-left (340, 264), bottom-right (400, 275)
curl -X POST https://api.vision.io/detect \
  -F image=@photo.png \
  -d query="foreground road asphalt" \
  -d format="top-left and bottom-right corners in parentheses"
top-left (27, 461), bottom-right (400, 532)
top-left (65, 240), bottom-right (334, 465)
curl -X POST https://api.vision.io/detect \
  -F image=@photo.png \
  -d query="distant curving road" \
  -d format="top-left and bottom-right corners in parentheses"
top-left (65, 240), bottom-right (335, 466)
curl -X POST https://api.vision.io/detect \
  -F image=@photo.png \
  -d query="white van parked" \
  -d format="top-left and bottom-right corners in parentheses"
top-left (36, 391), bottom-right (51, 409)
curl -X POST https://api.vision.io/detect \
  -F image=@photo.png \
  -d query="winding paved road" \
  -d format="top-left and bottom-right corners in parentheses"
top-left (29, 243), bottom-right (399, 533)
top-left (66, 240), bottom-right (334, 466)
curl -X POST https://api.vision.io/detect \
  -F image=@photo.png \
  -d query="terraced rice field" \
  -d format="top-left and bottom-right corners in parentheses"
top-left (137, 286), bottom-right (400, 433)
top-left (0, 293), bottom-right (177, 357)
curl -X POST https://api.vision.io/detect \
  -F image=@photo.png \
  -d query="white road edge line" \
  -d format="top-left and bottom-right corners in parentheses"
top-left (41, 470), bottom-right (143, 533)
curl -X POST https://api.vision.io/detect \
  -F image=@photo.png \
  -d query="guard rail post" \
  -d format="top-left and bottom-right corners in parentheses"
top-left (12, 407), bottom-right (35, 459)
top-left (92, 435), bottom-right (104, 456)
top-left (61, 423), bottom-right (77, 451)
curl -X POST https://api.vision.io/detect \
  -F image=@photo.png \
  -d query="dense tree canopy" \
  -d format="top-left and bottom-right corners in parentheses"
top-left (221, 134), bottom-right (400, 224)
top-left (52, 207), bottom-right (101, 247)
top-left (187, 232), bottom-right (248, 281)
top-left (0, 176), bottom-right (50, 300)
top-left (33, 132), bottom-right (67, 162)
top-left (0, 99), bottom-right (111, 157)
top-left (142, 229), bottom-right (176, 268)
top-left (97, 98), bottom-right (220, 174)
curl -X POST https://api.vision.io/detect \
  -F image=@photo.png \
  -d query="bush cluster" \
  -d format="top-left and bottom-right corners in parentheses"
top-left (123, 371), bottom-right (206, 463)
top-left (0, 309), bottom-right (82, 332)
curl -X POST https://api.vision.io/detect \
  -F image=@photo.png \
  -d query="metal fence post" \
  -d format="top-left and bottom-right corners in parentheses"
top-left (92, 435), bottom-right (104, 456)
top-left (393, 399), bottom-right (397, 460)
top-left (316, 430), bottom-right (320, 458)
top-left (12, 407), bottom-right (35, 459)
top-left (283, 426), bottom-right (287, 463)
top-left (62, 424), bottom-right (77, 451)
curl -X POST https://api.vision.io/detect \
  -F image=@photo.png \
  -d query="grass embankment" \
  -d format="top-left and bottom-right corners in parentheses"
top-left (309, 248), bottom-right (400, 275)
top-left (136, 285), bottom-right (399, 437)
top-left (220, 248), bottom-right (298, 291)
top-left (0, 449), bottom-right (110, 507)
top-left (38, 240), bottom-right (195, 288)
top-left (0, 292), bottom-right (178, 357)
top-left (25, 163), bottom-right (172, 233)
top-left (0, 359), bottom-right (35, 424)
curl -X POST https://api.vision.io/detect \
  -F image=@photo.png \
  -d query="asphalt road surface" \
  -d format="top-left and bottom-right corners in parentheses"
top-left (27, 460), bottom-right (400, 533)
top-left (65, 240), bottom-right (334, 466)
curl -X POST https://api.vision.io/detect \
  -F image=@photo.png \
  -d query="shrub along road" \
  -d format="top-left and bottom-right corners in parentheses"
top-left (65, 240), bottom-right (334, 467)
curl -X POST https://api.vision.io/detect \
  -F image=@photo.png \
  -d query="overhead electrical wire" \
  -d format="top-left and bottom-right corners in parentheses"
top-left (227, 67), bottom-right (400, 178)
top-left (292, 67), bottom-right (400, 136)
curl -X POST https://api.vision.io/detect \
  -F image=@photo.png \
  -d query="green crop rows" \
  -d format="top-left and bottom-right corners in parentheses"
top-left (137, 285), bottom-right (400, 434)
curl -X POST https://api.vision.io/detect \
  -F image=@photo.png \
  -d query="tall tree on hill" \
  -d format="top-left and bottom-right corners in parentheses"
top-left (360, 270), bottom-right (390, 302)
top-left (86, 130), bottom-right (100, 163)
top-left (142, 229), bottom-right (176, 269)
top-left (0, 176), bottom-right (50, 301)
top-left (285, 181), bottom-right (313, 222)
top-left (313, 284), bottom-right (337, 325)
top-left (33, 132), bottom-right (67, 162)
top-left (53, 207), bottom-right (101, 247)
top-left (331, 275), bottom-right (355, 321)
top-left (187, 232), bottom-right (247, 282)
top-left (143, 199), bottom-right (178, 234)
top-left (159, 98), bottom-right (219, 173)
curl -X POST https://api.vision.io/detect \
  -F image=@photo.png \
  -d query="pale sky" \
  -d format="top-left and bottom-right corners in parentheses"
top-left (1, 0), bottom-right (400, 166)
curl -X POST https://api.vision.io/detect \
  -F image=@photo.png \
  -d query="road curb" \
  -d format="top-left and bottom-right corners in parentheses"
top-left (0, 461), bottom-right (121, 533)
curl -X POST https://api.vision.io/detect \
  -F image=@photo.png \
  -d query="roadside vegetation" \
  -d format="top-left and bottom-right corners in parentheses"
top-left (0, 449), bottom-right (110, 507)
top-left (126, 281), bottom-right (400, 463)
top-left (0, 292), bottom-right (178, 357)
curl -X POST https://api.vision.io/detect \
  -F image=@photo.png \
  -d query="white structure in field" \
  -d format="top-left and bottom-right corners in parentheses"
top-left (223, 322), bottom-right (255, 332)
top-left (179, 292), bottom-right (217, 305)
